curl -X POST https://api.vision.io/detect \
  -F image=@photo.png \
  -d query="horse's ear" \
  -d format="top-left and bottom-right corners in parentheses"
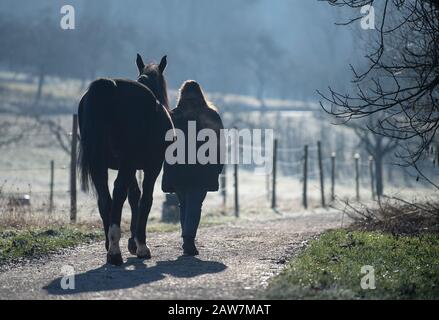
top-left (136, 53), bottom-right (145, 74)
top-left (159, 55), bottom-right (167, 74)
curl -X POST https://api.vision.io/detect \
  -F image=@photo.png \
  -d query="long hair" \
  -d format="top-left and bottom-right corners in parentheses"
top-left (176, 80), bottom-right (216, 112)
top-left (176, 80), bottom-right (222, 134)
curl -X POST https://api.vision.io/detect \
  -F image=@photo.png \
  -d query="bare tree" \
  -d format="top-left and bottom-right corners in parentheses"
top-left (0, 110), bottom-right (38, 148)
top-left (0, 118), bottom-right (24, 148)
top-left (319, 0), bottom-right (439, 188)
top-left (34, 116), bottom-right (71, 155)
top-left (349, 117), bottom-right (399, 196)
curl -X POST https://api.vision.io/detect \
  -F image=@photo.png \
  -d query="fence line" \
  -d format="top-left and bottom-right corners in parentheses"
top-left (2, 123), bottom-right (388, 221)
top-left (223, 139), bottom-right (384, 214)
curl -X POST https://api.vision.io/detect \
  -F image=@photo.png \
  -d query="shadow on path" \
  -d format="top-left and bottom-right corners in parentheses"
top-left (44, 256), bottom-right (227, 295)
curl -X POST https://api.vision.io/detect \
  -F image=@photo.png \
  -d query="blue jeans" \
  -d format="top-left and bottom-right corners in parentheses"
top-left (176, 188), bottom-right (208, 239)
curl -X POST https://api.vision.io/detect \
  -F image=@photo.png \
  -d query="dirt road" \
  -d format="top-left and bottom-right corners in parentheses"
top-left (0, 210), bottom-right (342, 299)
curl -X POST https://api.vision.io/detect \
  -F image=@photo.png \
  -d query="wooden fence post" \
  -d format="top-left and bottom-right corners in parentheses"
top-left (331, 152), bottom-right (336, 202)
top-left (220, 165), bottom-right (227, 212)
top-left (317, 141), bottom-right (325, 207)
top-left (49, 160), bottom-right (54, 214)
top-left (271, 139), bottom-right (278, 209)
top-left (355, 153), bottom-right (360, 201)
top-left (234, 162), bottom-right (239, 218)
top-left (232, 129), bottom-right (239, 218)
top-left (302, 145), bottom-right (308, 209)
top-left (266, 173), bottom-right (270, 201)
top-left (369, 156), bottom-right (375, 200)
top-left (70, 114), bottom-right (78, 223)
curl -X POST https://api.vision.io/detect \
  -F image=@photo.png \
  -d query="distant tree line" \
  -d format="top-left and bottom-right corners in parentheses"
top-left (0, 5), bottom-right (137, 105)
top-left (0, 0), bottom-right (356, 105)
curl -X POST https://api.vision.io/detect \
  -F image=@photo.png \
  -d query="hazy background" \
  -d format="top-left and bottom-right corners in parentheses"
top-left (0, 0), bottom-right (358, 101)
top-left (1, 0), bottom-right (430, 223)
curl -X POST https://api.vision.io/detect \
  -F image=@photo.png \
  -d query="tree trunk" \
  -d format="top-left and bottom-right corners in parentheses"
top-left (387, 163), bottom-right (394, 184)
top-left (35, 69), bottom-right (45, 105)
top-left (403, 167), bottom-right (413, 188)
top-left (375, 156), bottom-right (384, 197)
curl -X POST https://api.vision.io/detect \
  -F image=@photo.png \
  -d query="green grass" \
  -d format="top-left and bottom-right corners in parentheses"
top-left (265, 230), bottom-right (439, 300)
top-left (0, 226), bottom-right (104, 265)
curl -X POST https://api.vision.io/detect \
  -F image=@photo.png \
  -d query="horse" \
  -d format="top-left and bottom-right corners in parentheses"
top-left (78, 54), bottom-right (174, 266)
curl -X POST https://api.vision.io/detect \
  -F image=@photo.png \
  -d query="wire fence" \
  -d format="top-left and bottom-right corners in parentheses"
top-left (218, 138), bottom-right (419, 214)
top-left (0, 114), bottom-right (419, 223)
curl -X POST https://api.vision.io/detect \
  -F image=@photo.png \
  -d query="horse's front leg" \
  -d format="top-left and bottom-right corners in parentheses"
top-left (134, 171), bottom-right (157, 259)
top-left (107, 167), bottom-right (136, 266)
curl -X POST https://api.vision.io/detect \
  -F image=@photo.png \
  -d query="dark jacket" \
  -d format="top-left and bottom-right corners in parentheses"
top-left (162, 106), bottom-right (224, 193)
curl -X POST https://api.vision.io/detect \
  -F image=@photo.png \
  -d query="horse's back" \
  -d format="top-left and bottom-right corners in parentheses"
top-left (80, 78), bottom-right (171, 169)
top-left (82, 78), bottom-right (159, 128)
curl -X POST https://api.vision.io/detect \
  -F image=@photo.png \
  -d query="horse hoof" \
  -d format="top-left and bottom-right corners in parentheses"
top-left (128, 238), bottom-right (137, 255)
top-left (136, 244), bottom-right (151, 260)
top-left (106, 253), bottom-right (123, 266)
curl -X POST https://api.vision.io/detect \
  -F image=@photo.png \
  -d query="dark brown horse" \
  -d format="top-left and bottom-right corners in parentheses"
top-left (78, 54), bottom-right (174, 266)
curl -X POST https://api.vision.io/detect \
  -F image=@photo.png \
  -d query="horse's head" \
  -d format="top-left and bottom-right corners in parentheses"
top-left (136, 54), bottom-right (169, 109)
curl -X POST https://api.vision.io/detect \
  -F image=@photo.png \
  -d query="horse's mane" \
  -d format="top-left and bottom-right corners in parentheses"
top-left (143, 64), bottom-right (170, 110)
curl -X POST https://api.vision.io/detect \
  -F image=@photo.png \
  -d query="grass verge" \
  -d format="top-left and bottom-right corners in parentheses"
top-left (265, 229), bottom-right (439, 299)
top-left (0, 226), bottom-right (103, 266)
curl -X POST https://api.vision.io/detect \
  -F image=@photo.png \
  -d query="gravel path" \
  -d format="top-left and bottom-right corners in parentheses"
top-left (0, 210), bottom-right (342, 300)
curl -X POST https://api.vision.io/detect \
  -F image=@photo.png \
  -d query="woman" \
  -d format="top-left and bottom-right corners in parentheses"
top-left (162, 80), bottom-right (224, 256)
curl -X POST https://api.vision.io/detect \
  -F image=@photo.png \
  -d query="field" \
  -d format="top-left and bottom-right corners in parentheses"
top-left (1, 0), bottom-right (438, 304)
top-left (0, 72), bottom-right (436, 229)
top-left (0, 71), bottom-right (438, 301)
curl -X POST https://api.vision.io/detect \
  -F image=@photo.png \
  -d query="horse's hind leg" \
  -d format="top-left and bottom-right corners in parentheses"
top-left (92, 170), bottom-right (111, 251)
top-left (127, 177), bottom-right (141, 255)
top-left (135, 170), bottom-right (158, 259)
top-left (107, 166), bottom-right (136, 266)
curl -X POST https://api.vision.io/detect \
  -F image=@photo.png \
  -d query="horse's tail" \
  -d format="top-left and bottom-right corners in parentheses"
top-left (78, 79), bottom-right (116, 193)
